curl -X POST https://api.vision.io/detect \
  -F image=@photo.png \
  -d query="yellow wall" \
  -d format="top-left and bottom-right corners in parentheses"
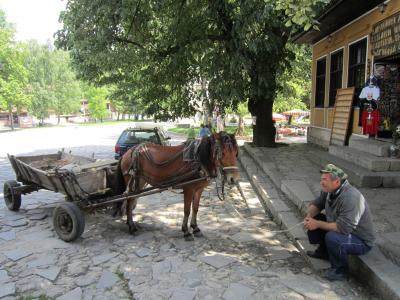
top-left (310, 0), bottom-right (400, 131)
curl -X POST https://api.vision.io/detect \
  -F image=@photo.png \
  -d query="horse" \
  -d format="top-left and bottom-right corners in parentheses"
top-left (113, 131), bottom-right (240, 240)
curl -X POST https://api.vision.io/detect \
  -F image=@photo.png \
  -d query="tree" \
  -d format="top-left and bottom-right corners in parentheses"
top-left (56, 0), bottom-right (327, 146)
top-left (23, 41), bottom-right (55, 125)
top-left (225, 101), bottom-right (249, 136)
top-left (83, 84), bottom-right (109, 122)
top-left (274, 44), bottom-right (311, 112)
top-left (51, 49), bottom-right (81, 124)
top-left (22, 41), bottom-right (82, 125)
top-left (0, 9), bottom-right (30, 130)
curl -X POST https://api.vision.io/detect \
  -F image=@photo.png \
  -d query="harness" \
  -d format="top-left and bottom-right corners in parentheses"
top-left (123, 134), bottom-right (238, 194)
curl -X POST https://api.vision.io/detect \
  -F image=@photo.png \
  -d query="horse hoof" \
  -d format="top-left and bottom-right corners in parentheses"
top-left (184, 233), bottom-right (194, 241)
top-left (193, 229), bottom-right (203, 237)
top-left (128, 222), bottom-right (138, 234)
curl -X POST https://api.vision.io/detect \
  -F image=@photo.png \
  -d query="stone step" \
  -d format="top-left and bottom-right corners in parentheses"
top-left (329, 145), bottom-right (400, 172)
top-left (307, 149), bottom-right (400, 188)
top-left (349, 135), bottom-right (391, 157)
top-left (240, 145), bottom-right (400, 300)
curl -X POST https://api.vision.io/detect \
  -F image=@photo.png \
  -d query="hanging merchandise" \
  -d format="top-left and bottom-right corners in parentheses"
top-left (359, 76), bottom-right (380, 137)
top-left (378, 64), bottom-right (400, 138)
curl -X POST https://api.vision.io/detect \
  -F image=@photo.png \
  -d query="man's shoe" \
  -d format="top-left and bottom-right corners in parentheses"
top-left (324, 268), bottom-right (347, 282)
top-left (306, 249), bottom-right (329, 260)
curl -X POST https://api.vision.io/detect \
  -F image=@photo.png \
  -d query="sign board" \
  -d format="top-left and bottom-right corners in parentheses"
top-left (330, 88), bottom-right (355, 146)
top-left (371, 11), bottom-right (400, 57)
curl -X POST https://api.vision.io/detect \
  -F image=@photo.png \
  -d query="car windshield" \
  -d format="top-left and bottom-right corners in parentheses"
top-left (119, 130), bottom-right (160, 144)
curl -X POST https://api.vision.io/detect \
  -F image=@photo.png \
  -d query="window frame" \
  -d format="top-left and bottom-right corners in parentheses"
top-left (315, 56), bottom-right (327, 108)
top-left (329, 48), bottom-right (344, 107)
top-left (347, 37), bottom-right (368, 98)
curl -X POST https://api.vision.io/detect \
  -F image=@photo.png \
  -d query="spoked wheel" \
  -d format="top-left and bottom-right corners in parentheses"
top-left (53, 202), bottom-right (85, 242)
top-left (3, 180), bottom-right (21, 211)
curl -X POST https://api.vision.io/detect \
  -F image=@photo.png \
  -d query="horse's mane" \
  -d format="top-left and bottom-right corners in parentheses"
top-left (196, 132), bottom-right (238, 168)
top-left (197, 136), bottom-right (213, 167)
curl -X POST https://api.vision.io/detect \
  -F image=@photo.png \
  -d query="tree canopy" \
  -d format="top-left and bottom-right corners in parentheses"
top-left (23, 41), bottom-right (82, 124)
top-left (56, 0), bottom-right (326, 146)
top-left (0, 9), bottom-right (29, 129)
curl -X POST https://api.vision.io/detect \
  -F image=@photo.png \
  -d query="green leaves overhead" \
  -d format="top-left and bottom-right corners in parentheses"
top-left (56, 0), bottom-right (326, 145)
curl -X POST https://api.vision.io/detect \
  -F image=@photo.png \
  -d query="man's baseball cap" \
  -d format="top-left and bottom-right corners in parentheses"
top-left (320, 164), bottom-right (347, 180)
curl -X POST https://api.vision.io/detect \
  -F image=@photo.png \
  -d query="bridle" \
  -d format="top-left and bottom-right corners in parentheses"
top-left (213, 137), bottom-right (239, 177)
top-left (212, 134), bottom-right (239, 201)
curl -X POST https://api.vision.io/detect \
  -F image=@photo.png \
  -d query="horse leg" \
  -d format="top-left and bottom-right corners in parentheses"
top-left (126, 179), bottom-right (145, 233)
top-left (126, 198), bottom-right (138, 233)
top-left (182, 189), bottom-right (194, 241)
top-left (190, 188), bottom-right (204, 237)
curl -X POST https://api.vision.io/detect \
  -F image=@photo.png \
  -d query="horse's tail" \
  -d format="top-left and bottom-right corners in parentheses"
top-left (115, 159), bottom-right (126, 195)
top-left (110, 159), bottom-right (127, 217)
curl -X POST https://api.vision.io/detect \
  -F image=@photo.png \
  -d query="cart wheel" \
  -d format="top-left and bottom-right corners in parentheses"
top-left (53, 202), bottom-right (85, 242)
top-left (3, 180), bottom-right (21, 211)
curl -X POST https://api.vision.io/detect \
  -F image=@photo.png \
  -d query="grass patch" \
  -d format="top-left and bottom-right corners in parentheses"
top-left (168, 125), bottom-right (252, 137)
top-left (79, 119), bottom-right (152, 126)
top-left (224, 126), bottom-right (252, 136)
top-left (168, 127), bottom-right (200, 135)
top-left (116, 269), bottom-right (133, 298)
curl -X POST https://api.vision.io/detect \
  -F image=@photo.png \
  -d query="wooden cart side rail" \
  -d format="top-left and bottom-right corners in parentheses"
top-left (85, 176), bottom-right (210, 209)
top-left (7, 155), bottom-right (80, 199)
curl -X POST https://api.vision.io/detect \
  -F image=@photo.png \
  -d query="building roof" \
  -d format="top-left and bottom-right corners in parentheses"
top-left (292, 0), bottom-right (386, 44)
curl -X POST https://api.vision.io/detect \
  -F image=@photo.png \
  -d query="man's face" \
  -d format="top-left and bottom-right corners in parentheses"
top-left (320, 173), bottom-right (341, 193)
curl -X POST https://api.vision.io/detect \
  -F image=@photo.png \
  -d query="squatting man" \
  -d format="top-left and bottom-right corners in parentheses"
top-left (303, 164), bottom-right (375, 281)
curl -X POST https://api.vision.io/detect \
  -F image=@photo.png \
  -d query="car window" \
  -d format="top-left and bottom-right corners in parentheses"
top-left (119, 130), bottom-right (161, 144)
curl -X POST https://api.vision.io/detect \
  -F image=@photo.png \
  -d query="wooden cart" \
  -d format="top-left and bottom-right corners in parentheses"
top-left (4, 151), bottom-right (207, 242)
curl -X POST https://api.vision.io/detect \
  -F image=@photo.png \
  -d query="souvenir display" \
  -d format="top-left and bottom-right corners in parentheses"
top-left (359, 76), bottom-right (380, 137)
top-left (379, 65), bottom-right (400, 138)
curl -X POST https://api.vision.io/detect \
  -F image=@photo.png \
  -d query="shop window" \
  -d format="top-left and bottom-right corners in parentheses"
top-left (315, 58), bottom-right (326, 108)
top-left (348, 38), bottom-right (367, 98)
top-left (329, 50), bottom-right (343, 107)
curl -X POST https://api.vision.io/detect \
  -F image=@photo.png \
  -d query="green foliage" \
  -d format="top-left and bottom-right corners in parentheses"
top-left (0, 9), bottom-right (30, 128)
top-left (274, 44), bottom-right (311, 112)
top-left (23, 41), bottom-right (55, 122)
top-left (276, 0), bottom-right (329, 30)
top-left (83, 84), bottom-right (109, 121)
top-left (56, 0), bottom-right (327, 145)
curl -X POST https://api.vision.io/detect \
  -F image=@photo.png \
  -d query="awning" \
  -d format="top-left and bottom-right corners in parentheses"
top-left (292, 0), bottom-right (385, 44)
top-left (273, 113), bottom-right (287, 121)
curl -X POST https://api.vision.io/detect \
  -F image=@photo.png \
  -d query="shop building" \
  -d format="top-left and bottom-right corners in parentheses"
top-left (293, 0), bottom-right (400, 148)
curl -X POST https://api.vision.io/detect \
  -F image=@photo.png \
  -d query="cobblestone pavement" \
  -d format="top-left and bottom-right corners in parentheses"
top-left (0, 125), bottom-right (375, 299)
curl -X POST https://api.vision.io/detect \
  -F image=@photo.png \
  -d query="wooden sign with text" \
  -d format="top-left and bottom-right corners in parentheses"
top-left (371, 12), bottom-right (400, 57)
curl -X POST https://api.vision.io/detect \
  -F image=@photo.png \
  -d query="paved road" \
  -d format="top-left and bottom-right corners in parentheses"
top-left (0, 124), bottom-right (374, 299)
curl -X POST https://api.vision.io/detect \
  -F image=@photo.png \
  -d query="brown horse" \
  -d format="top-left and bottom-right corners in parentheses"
top-left (114, 132), bottom-right (240, 240)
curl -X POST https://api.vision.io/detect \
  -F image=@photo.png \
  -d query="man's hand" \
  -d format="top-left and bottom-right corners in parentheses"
top-left (304, 217), bottom-right (320, 230)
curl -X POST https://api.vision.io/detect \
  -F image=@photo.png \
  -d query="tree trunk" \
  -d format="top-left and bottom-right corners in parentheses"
top-left (237, 115), bottom-right (245, 136)
top-left (8, 108), bottom-right (14, 131)
top-left (250, 98), bottom-right (275, 147)
top-left (57, 114), bottom-right (61, 125)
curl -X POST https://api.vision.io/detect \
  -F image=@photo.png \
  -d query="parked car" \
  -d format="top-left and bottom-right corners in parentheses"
top-left (114, 126), bottom-right (171, 159)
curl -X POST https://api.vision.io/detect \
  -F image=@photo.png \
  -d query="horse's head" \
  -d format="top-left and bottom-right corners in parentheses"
top-left (198, 132), bottom-right (238, 184)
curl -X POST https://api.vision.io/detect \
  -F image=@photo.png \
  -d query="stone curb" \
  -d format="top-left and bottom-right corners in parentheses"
top-left (238, 150), bottom-right (330, 272)
top-left (240, 143), bottom-right (400, 300)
